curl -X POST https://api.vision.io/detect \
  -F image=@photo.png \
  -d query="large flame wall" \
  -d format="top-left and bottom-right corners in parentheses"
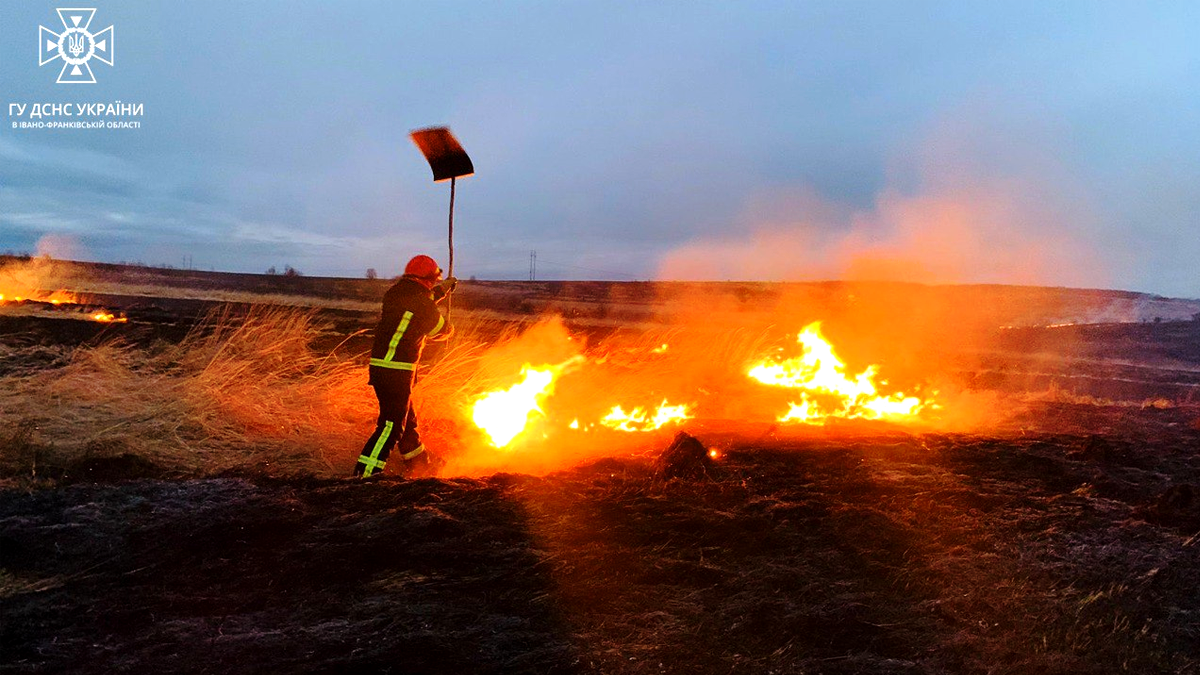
top-left (425, 303), bottom-right (965, 476)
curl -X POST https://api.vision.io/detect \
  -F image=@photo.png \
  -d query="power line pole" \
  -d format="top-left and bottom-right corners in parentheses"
top-left (529, 250), bottom-right (537, 281)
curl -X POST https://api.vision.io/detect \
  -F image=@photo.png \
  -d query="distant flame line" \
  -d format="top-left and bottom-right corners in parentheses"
top-left (747, 321), bottom-right (929, 423)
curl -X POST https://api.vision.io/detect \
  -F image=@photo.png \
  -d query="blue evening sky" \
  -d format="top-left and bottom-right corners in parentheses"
top-left (1, 1), bottom-right (1197, 295)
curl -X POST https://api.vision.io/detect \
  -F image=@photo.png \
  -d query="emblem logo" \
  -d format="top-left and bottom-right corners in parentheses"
top-left (39, 8), bottom-right (115, 84)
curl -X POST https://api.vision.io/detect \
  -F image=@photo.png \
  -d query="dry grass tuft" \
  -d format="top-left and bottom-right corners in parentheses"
top-left (0, 306), bottom-right (377, 479)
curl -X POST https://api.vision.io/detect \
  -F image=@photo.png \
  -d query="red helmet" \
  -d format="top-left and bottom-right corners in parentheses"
top-left (404, 255), bottom-right (442, 280)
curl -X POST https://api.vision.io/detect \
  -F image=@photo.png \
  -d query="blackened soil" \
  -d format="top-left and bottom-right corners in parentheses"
top-left (1, 477), bottom-right (575, 674)
top-left (4, 405), bottom-right (1200, 674)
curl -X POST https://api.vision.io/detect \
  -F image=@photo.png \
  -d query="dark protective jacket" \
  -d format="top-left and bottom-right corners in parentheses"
top-left (368, 276), bottom-right (452, 376)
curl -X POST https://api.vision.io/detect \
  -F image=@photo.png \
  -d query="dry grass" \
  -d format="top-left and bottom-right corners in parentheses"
top-left (1023, 382), bottom-right (1182, 410)
top-left (74, 280), bottom-right (382, 312)
top-left (4, 303), bottom-right (1186, 484)
top-left (0, 256), bottom-right (380, 311)
top-left (0, 305), bottom-right (557, 482)
top-left (0, 306), bottom-right (813, 482)
top-left (0, 306), bottom-right (375, 479)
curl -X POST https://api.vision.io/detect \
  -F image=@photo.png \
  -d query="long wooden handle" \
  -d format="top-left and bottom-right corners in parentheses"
top-left (447, 176), bottom-right (455, 320)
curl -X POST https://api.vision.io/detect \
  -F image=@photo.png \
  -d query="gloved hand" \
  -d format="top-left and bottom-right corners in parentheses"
top-left (441, 276), bottom-right (459, 293)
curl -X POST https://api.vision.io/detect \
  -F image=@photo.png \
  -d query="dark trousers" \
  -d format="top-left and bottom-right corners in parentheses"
top-left (354, 369), bottom-right (424, 477)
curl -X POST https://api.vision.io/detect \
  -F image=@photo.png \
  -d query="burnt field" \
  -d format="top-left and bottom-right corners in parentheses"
top-left (4, 416), bottom-right (1200, 674)
top-left (3, 266), bottom-right (1200, 674)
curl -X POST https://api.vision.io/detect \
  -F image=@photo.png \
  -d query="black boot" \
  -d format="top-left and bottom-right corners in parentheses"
top-left (404, 449), bottom-right (441, 478)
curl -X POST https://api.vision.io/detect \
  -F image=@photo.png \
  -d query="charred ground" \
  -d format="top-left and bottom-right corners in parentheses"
top-left (4, 415), bottom-right (1200, 674)
top-left (3, 263), bottom-right (1200, 673)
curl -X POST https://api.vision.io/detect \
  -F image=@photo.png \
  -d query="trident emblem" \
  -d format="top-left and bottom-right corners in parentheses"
top-left (67, 32), bottom-right (86, 57)
top-left (38, 8), bottom-right (115, 84)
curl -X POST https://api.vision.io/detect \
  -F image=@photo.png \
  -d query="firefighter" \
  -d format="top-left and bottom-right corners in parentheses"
top-left (354, 254), bottom-right (456, 478)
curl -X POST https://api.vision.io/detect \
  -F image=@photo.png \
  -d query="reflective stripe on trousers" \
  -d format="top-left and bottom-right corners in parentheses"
top-left (355, 369), bottom-right (422, 478)
top-left (369, 359), bottom-right (415, 370)
top-left (358, 420), bottom-right (393, 477)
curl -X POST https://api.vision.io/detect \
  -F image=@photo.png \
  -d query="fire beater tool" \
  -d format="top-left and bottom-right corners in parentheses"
top-left (409, 126), bottom-right (474, 319)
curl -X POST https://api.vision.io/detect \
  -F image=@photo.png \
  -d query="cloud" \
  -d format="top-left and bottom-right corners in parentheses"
top-left (230, 222), bottom-right (357, 249)
top-left (0, 137), bottom-right (145, 187)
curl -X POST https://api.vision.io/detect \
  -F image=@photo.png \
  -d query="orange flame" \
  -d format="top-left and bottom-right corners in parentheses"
top-left (45, 290), bottom-right (78, 304)
top-left (471, 365), bottom-right (557, 448)
top-left (460, 317), bottom-right (936, 468)
top-left (747, 321), bottom-right (931, 423)
top-left (0, 288), bottom-right (78, 305)
top-left (90, 311), bottom-right (127, 323)
top-left (600, 400), bottom-right (692, 432)
top-left (470, 357), bottom-right (584, 448)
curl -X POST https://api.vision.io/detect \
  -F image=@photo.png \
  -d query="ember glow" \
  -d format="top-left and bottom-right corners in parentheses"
top-left (90, 311), bottom-right (127, 323)
top-left (0, 284), bottom-right (123, 323)
top-left (747, 322), bottom-right (931, 423)
top-left (600, 400), bottom-right (693, 432)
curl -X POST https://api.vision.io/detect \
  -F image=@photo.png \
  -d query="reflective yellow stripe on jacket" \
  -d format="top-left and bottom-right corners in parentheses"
top-left (428, 314), bottom-right (445, 337)
top-left (382, 311), bottom-right (413, 362)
